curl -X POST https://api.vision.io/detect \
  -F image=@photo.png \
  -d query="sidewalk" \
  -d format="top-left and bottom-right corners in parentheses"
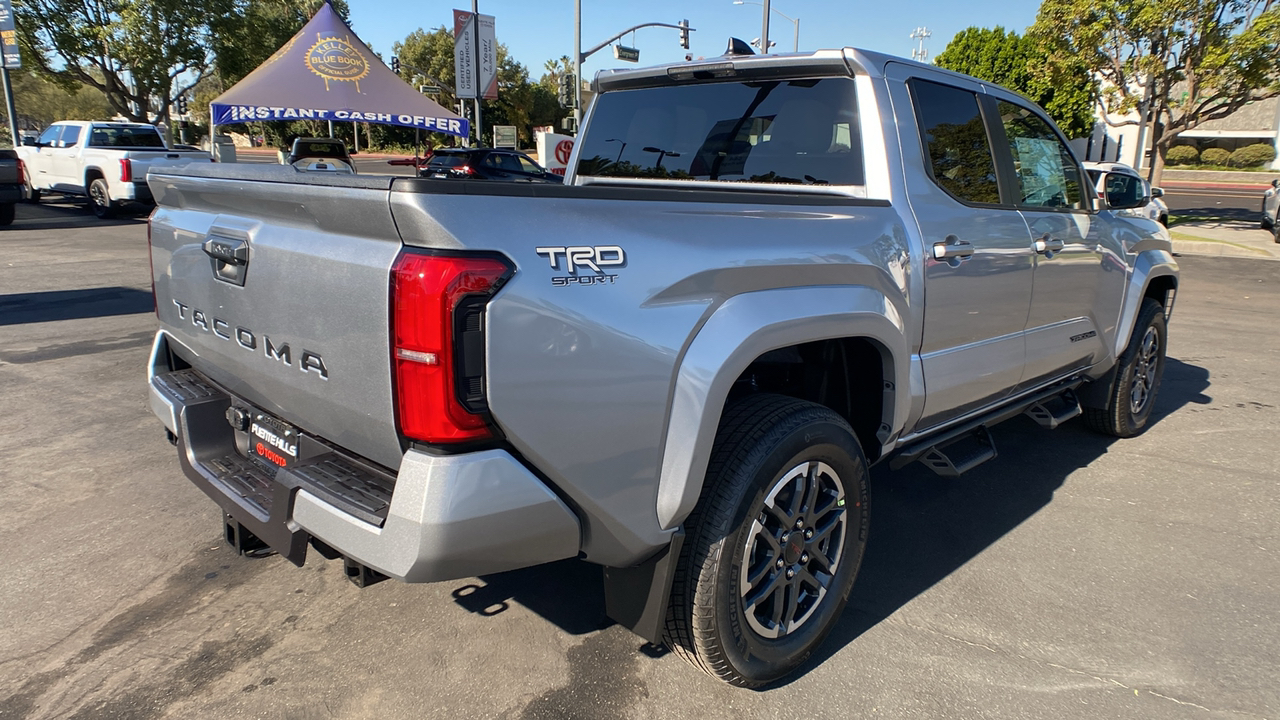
top-left (1167, 219), bottom-right (1280, 259)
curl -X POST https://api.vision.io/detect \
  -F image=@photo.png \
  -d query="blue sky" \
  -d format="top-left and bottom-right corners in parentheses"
top-left (346, 0), bottom-right (1044, 81)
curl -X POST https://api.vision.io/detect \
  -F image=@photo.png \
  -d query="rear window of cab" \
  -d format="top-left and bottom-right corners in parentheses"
top-left (575, 77), bottom-right (863, 186)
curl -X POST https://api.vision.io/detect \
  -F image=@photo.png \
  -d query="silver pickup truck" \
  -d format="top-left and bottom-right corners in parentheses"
top-left (145, 46), bottom-right (1178, 687)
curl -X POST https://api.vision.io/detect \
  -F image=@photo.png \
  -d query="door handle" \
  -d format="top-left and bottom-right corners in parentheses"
top-left (1034, 235), bottom-right (1065, 255)
top-left (932, 237), bottom-right (974, 261)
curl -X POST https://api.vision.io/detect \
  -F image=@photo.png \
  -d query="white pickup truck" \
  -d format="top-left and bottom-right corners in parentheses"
top-left (17, 121), bottom-right (210, 219)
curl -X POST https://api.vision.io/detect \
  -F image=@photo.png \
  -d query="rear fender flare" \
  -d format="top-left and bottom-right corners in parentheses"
top-left (655, 285), bottom-right (909, 530)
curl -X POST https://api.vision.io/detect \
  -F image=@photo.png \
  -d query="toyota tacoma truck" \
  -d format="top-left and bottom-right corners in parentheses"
top-left (145, 45), bottom-right (1178, 687)
top-left (18, 121), bottom-right (210, 219)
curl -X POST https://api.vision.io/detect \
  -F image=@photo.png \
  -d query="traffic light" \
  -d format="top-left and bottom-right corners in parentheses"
top-left (558, 73), bottom-right (576, 108)
top-left (176, 96), bottom-right (188, 115)
top-left (678, 19), bottom-right (690, 50)
top-left (392, 56), bottom-right (401, 75)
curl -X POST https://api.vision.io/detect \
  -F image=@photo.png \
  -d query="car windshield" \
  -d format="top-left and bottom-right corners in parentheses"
top-left (576, 77), bottom-right (864, 185)
top-left (429, 154), bottom-right (470, 167)
top-left (88, 126), bottom-right (166, 148)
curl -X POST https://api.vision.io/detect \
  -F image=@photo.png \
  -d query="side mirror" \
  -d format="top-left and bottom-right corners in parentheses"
top-left (1272, 178), bottom-right (1279, 189)
top-left (1103, 172), bottom-right (1148, 210)
top-left (1150, 187), bottom-right (1164, 199)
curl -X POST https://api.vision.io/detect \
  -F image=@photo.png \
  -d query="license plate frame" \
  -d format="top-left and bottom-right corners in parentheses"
top-left (246, 410), bottom-right (300, 469)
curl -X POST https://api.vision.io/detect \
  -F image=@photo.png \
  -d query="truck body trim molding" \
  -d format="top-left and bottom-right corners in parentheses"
top-left (656, 285), bottom-right (909, 530)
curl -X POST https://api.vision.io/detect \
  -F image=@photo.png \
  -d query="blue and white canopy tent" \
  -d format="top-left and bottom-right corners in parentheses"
top-left (210, 3), bottom-right (468, 141)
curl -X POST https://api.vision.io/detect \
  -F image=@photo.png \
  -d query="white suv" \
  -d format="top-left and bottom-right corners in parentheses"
top-left (1084, 161), bottom-right (1168, 226)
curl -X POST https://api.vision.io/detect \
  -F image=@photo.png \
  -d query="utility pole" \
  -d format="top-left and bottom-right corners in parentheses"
top-left (910, 26), bottom-right (931, 62)
top-left (473, 0), bottom-right (482, 145)
top-left (760, 0), bottom-right (772, 54)
top-left (573, 0), bottom-right (582, 133)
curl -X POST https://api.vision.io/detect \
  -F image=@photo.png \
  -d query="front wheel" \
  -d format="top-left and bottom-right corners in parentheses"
top-left (88, 177), bottom-right (116, 219)
top-left (663, 394), bottom-right (869, 687)
top-left (1084, 298), bottom-right (1167, 437)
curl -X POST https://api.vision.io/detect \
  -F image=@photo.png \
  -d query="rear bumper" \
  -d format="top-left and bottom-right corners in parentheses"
top-left (147, 331), bottom-right (581, 582)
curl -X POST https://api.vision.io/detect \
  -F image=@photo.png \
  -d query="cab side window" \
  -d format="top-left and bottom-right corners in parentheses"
top-left (37, 125), bottom-right (62, 147)
top-left (998, 102), bottom-right (1085, 210)
top-left (909, 79), bottom-right (1001, 205)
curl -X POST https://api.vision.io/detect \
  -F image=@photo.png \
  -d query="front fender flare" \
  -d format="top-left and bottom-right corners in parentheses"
top-left (1114, 247), bottom-right (1178, 358)
top-left (655, 285), bottom-right (909, 530)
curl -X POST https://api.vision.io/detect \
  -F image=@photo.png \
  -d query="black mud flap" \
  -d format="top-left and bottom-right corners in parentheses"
top-left (602, 529), bottom-right (684, 645)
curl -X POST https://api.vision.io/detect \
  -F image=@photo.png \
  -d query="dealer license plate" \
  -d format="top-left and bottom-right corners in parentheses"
top-left (247, 412), bottom-right (299, 469)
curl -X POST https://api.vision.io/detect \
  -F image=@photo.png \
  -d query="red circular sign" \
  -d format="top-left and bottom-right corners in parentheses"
top-left (555, 139), bottom-right (574, 165)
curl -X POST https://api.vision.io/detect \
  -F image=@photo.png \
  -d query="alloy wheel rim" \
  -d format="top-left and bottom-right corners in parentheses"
top-left (1129, 326), bottom-right (1160, 415)
top-left (90, 183), bottom-right (106, 208)
top-left (739, 460), bottom-right (847, 639)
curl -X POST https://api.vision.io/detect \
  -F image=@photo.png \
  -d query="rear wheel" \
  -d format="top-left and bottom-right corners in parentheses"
top-left (0, 202), bottom-right (13, 226)
top-left (25, 180), bottom-right (40, 203)
top-left (88, 177), bottom-right (116, 219)
top-left (663, 393), bottom-right (869, 687)
top-left (1084, 298), bottom-right (1167, 437)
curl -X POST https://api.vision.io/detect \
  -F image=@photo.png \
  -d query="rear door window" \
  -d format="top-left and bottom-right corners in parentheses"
top-left (576, 77), bottom-right (863, 186)
top-left (908, 79), bottom-right (1002, 205)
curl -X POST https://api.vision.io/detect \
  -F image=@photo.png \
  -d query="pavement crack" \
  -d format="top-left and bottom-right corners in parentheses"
top-left (897, 619), bottom-right (1268, 718)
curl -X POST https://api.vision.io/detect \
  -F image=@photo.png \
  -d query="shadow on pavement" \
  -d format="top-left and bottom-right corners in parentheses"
top-left (443, 358), bottom-right (1212, 683)
top-left (0, 286), bottom-right (155, 326)
top-left (8, 200), bottom-right (148, 230)
top-left (1171, 205), bottom-right (1261, 222)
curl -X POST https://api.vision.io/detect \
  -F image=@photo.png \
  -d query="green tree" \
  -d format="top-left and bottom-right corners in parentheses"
top-left (16, 0), bottom-right (232, 124)
top-left (1, 70), bottom-right (113, 132)
top-left (935, 26), bottom-right (1097, 139)
top-left (394, 27), bottom-right (565, 145)
top-left (210, 0), bottom-right (350, 87)
top-left (1030, 0), bottom-right (1280, 183)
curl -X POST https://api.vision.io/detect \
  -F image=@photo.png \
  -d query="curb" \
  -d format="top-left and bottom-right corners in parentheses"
top-left (1170, 236), bottom-right (1280, 260)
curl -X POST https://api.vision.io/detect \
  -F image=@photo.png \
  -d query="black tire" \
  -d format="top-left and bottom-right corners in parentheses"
top-left (1263, 214), bottom-right (1273, 231)
top-left (1084, 298), bottom-right (1167, 437)
top-left (0, 202), bottom-right (13, 226)
top-left (1158, 213), bottom-right (1168, 227)
top-left (1273, 222), bottom-right (1279, 244)
top-left (88, 177), bottom-right (115, 219)
top-left (25, 183), bottom-right (40, 203)
top-left (663, 393), bottom-right (869, 688)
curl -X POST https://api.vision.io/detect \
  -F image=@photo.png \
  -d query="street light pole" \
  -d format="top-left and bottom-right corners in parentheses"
top-left (733, 1), bottom-right (798, 52)
top-left (761, 0), bottom-right (771, 54)
top-left (574, 0), bottom-right (582, 133)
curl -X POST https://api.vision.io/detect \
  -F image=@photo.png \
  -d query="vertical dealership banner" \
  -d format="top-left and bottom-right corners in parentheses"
top-left (477, 14), bottom-right (498, 100)
top-left (453, 10), bottom-right (476, 99)
top-left (0, 0), bottom-right (22, 69)
top-left (453, 9), bottom-right (497, 101)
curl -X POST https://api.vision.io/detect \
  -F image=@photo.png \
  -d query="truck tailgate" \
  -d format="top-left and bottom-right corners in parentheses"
top-left (148, 167), bottom-right (406, 470)
top-left (130, 151), bottom-right (210, 177)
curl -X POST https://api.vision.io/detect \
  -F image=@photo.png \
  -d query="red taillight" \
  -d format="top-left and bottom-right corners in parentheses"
top-left (456, 164), bottom-right (479, 177)
top-left (120, 158), bottom-right (133, 182)
top-left (391, 251), bottom-right (511, 444)
top-left (15, 158), bottom-right (24, 186)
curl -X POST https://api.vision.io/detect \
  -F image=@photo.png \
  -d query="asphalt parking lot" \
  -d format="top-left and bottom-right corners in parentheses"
top-left (1, 199), bottom-right (1278, 720)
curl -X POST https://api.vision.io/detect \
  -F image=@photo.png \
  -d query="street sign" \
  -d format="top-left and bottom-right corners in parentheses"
top-left (0, 0), bottom-right (21, 69)
top-left (493, 125), bottom-right (517, 148)
top-left (419, 85), bottom-right (441, 95)
top-left (613, 45), bottom-right (640, 63)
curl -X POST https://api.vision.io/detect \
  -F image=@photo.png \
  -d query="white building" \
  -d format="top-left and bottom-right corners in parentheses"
top-left (1076, 93), bottom-right (1280, 172)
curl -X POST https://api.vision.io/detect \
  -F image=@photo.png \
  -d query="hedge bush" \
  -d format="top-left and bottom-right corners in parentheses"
top-left (1228, 143), bottom-right (1277, 168)
top-left (1166, 145), bottom-right (1199, 165)
top-left (1200, 147), bottom-right (1231, 166)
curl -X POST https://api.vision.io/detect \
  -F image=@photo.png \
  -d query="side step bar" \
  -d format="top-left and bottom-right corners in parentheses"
top-left (891, 380), bottom-right (1083, 476)
top-left (1023, 389), bottom-right (1081, 429)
